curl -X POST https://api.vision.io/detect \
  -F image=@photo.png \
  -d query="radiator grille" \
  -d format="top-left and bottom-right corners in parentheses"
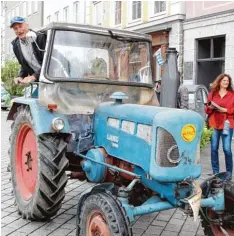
top-left (156, 127), bottom-right (180, 167)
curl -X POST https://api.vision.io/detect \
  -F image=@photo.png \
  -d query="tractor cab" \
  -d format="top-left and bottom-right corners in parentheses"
top-left (38, 23), bottom-right (158, 115)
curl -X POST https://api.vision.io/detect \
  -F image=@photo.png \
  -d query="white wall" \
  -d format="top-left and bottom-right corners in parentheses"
top-left (183, 11), bottom-right (234, 83)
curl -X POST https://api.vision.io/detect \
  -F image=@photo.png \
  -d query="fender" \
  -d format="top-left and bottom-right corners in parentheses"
top-left (7, 98), bottom-right (71, 135)
top-left (77, 183), bottom-right (115, 212)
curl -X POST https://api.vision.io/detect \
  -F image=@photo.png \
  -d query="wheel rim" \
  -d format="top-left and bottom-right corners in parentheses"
top-left (87, 210), bottom-right (111, 236)
top-left (15, 124), bottom-right (38, 200)
top-left (208, 195), bottom-right (234, 236)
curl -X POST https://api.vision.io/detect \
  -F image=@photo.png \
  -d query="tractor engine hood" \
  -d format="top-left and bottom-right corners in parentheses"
top-left (94, 102), bottom-right (204, 182)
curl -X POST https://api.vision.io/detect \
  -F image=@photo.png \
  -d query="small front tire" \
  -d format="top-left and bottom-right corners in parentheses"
top-left (76, 192), bottom-right (132, 236)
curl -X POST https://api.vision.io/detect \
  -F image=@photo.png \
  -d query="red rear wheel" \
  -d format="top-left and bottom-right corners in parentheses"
top-left (10, 106), bottom-right (68, 220)
top-left (16, 124), bottom-right (38, 200)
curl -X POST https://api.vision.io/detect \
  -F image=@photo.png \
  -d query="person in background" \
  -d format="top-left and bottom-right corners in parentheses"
top-left (10, 16), bottom-right (46, 85)
top-left (205, 73), bottom-right (234, 180)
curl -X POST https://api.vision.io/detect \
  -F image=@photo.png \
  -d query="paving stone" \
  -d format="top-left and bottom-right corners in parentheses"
top-left (160, 231), bottom-right (178, 236)
top-left (1, 216), bottom-right (19, 225)
top-left (169, 218), bottom-right (185, 226)
top-left (151, 220), bottom-right (167, 227)
top-left (6, 218), bottom-right (29, 229)
top-left (196, 229), bottom-right (205, 235)
top-left (132, 227), bottom-right (145, 234)
top-left (1, 227), bottom-right (16, 236)
top-left (156, 213), bottom-right (171, 221)
top-left (7, 231), bottom-right (28, 236)
top-left (60, 223), bottom-right (76, 230)
top-left (17, 222), bottom-right (46, 233)
top-left (1, 211), bottom-right (11, 218)
top-left (48, 228), bottom-right (73, 236)
top-left (144, 226), bottom-right (164, 235)
top-left (178, 231), bottom-right (196, 236)
top-left (164, 223), bottom-right (183, 232)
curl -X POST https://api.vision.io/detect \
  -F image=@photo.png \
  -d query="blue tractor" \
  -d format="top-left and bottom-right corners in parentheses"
top-left (8, 23), bottom-right (234, 235)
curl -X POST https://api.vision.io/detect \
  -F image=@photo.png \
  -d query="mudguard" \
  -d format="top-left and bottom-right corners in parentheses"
top-left (77, 183), bottom-right (115, 211)
top-left (7, 98), bottom-right (71, 135)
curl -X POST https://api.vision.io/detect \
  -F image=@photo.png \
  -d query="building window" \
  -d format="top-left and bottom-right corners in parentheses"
top-left (47, 15), bottom-right (51, 24)
top-left (197, 36), bottom-right (225, 60)
top-left (94, 2), bottom-right (102, 25)
top-left (85, 2), bottom-right (90, 24)
top-left (154, 1), bottom-right (166, 14)
top-left (114, 1), bottom-right (121, 25)
top-left (15, 5), bottom-right (20, 16)
top-left (28, 1), bottom-right (32, 15)
top-left (34, 1), bottom-right (38, 13)
top-left (132, 1), bottom-right (141, 20)
top-left (55, 11), bottom-right (59, 22)
top-left (63, 6), bottom-right (69, 22)
top-left (22, 2), bottom-right (27, 17)
top-left (73, 2), bottom-right (79, 23)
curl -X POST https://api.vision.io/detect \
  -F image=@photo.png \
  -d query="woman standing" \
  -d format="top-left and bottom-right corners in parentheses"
top-left (205, 73), bottom-right (234, 180)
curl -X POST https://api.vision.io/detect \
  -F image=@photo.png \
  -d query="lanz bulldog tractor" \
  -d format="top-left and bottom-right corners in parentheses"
top-left (8, 23), bottom-right (234, 236)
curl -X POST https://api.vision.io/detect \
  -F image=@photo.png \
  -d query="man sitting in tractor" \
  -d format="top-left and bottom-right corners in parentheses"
top-left (10, 16), bottom-right (46, 85)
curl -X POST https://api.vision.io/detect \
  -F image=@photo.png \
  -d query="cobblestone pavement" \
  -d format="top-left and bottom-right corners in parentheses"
top-left (1, 110), bottom-right (233, 236)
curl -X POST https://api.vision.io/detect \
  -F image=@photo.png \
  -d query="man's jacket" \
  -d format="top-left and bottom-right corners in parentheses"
top-left (11, 31), bottom-right (46, 81)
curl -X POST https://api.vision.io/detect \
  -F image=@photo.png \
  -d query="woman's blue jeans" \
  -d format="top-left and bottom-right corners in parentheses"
top-left (211, 128), bottom-right (233, 175)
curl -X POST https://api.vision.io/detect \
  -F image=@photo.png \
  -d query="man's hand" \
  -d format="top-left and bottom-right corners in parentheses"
top-left (13, 77), bottom-right (23, 84)
top-left (20, 76), bottom-right (36, 84)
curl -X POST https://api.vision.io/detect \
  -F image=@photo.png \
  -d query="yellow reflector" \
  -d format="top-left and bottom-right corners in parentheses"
top-left (181, 124), bottom-right (196, 142)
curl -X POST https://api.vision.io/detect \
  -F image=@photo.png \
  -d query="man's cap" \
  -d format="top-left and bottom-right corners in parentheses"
top-left (10, 16), bottom-right (25, 28)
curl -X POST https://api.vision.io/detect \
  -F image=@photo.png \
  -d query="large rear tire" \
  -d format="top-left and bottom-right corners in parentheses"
top-left (200, 180), bottom-right (234, 236)
top-left (10, 106), bottom-right (68, 220)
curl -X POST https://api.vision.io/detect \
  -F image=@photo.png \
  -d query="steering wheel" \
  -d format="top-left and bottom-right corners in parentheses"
top-left (51, 56), bottom-right (70, 78)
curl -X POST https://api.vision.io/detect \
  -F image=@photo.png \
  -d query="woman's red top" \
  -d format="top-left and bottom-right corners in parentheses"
top-left (205, 90), bottom-right (234, 129)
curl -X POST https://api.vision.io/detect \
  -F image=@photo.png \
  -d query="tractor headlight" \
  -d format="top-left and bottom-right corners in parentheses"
top-left (52, 118), bottom-right (65, 131)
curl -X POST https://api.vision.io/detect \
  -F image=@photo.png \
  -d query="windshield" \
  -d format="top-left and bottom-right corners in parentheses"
top-left (47, 30), bottom-right (152, 85)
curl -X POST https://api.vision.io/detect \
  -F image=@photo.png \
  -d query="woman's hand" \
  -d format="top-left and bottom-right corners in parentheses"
top-left (217, 106), bottom-right (227, 113)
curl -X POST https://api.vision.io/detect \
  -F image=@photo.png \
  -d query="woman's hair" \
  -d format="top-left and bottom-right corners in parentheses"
top-left (210, 73), bottom-right (233, 92)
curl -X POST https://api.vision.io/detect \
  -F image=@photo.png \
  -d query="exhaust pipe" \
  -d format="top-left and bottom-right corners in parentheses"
top-left (160, 48), bottom-right (180, 108)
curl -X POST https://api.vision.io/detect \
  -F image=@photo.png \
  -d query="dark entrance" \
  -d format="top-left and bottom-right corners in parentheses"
top-left (196, 36), bottom-right (225, 89)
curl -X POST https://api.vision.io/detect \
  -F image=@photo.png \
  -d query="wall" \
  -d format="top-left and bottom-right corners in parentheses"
top-left (183, 11), bottom-right (234, 84)
top-left (186, 1), bottom-right (234, 19)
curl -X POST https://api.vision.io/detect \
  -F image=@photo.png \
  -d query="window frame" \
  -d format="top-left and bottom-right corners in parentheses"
top-left (94, 1), bottom-right (103, 26)
top-left (54, 11), bottom-right (59, 22)
top-left (47, 15), bottom-right (51, 24)
top-left (63, 6), bottom-right (69, 22)
top-left (150, 1), bottom-right (167, 18)
top-left (34, 1), bottom-right (38, 13)
top-left (28, 1), bottom-right (32, 16)
top-left (114, 1), bottom-right (122, 26)
top-left (15, 5), bottom-right (20, 16)
top-left (22, 2), bottom-right (27, 17)
top-left (73, 1), bottom-right (79, 23)
top-left (127, 1), bottom-right (143, 25)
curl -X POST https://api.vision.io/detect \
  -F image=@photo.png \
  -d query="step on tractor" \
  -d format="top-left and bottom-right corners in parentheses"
top-left (8, 23), bottom-right (234, 236)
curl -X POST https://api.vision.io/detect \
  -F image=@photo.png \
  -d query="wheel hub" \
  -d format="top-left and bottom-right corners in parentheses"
top-left (15, 124), bottom-right (38, 200)
top-left (87, 211), bottom-right (110, 236)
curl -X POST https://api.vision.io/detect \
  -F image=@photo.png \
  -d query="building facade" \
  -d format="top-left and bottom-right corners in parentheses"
top-left (183, 1), bottom-right (234, 87)
top-left (43, 1), bottom-right (186, 82)
top-left (2, 1), bottom-right (44, 60)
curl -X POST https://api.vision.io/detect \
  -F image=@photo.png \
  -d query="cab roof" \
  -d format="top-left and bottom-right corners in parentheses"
top-left (39, 22), bottom-right (152, 42)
